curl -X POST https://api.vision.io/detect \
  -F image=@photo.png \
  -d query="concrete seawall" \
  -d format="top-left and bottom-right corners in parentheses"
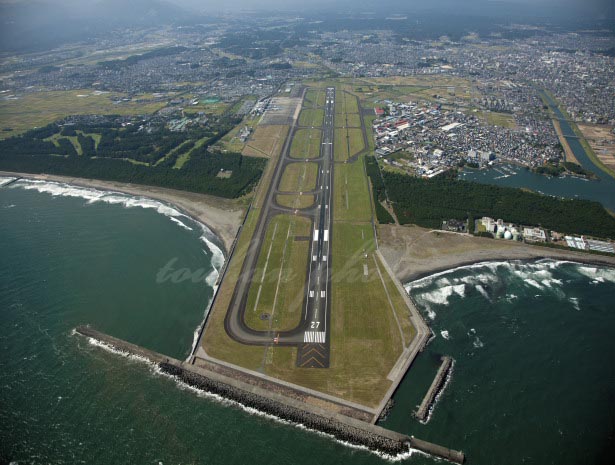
top-left (75, 326), bottom-right (464, 462)
top-left (416, 356), bottom-right (453, 422)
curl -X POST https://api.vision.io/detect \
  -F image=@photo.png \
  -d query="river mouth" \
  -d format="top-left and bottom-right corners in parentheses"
top-left (461, 162), bottom-right (615, 212)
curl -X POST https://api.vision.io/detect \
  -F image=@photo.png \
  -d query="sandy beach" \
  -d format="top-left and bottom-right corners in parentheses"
top-left (0, 171), bottom-right (246, 255)
top-left (378, 224), bottom-right (615, 283)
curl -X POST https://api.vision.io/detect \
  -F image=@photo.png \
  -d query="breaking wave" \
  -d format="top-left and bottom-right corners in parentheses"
top-left (13, 178), bottom-right (226, 359)
top-left (0, 176), bottom-right (17, 187)
top-left (406, 259), bottom-right (614, 318)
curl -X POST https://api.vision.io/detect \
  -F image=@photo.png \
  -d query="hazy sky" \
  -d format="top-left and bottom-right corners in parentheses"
top-left (1, 0), bottom-right (613, 19)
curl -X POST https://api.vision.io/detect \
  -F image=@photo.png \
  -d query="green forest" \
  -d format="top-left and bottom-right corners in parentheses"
top-left (0, 118), bottom-right (266, 198)
top-left (364, 156), bottom-right (394, 224)
top-left (382, 171), bottom-right (615, 239)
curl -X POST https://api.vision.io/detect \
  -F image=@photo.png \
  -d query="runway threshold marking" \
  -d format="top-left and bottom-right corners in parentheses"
top-left (303, 331), bottom-right (326, 343)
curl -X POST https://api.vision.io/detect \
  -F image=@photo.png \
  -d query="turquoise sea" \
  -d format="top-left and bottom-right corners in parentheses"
top-left (1, 177), bottom-right (614, 465)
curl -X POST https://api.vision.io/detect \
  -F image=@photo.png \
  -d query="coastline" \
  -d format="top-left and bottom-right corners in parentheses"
top-left (378, 224), bottom-right (615, 284)
top-left (0, 171), bottom-right (245, 255)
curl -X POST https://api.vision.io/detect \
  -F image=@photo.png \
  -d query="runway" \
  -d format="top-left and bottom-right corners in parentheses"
top-left (223, 87), bottom-right (336, 367)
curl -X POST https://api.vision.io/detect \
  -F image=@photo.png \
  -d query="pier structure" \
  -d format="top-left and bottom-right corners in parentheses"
top-left (416, 356), bottom-right (453, 422)
top-left (75, 326), bottom-right (464, 463)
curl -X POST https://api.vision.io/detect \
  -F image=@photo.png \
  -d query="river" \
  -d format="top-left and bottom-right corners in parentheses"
top-left (462, 91), bottom-right (615, 212)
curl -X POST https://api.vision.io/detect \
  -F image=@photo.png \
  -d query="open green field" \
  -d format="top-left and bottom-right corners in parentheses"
top-left (334, 112), bottom-right (362, 128)
top-left (290, 129), bottom-right (322, 159)
top-left (202, 208), bottom-right (266, 367)
top-left (0, 90), bottom-right (167, 138)
top-left (276, 194), bottom-right (315, 209)
top-left (304, 89), bottom-right (326, 107)
top-left (244, 214), bottom-right (311, 332)
top-left (334, 155), bottom-right (373, 223)
top-left (484, 111), bottom-right (516, 128)
top-left (261, 221), bottom-right (410, 407)
top-left (279, 162), bottom-right (319, 193)
top-left (299, 109), bottom-right (325, 127)
top-left (334, 128), bottom-right (364, 162)
top-left (335, 91), bottom-right (360, 115)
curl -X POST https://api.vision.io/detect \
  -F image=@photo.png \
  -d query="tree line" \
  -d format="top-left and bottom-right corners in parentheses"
top-left (364, 156), bottom-right (394, 224)
top-left (0, 117), bottom-right (266, 199)
top-left (382, 170), bottom-right (615, 239)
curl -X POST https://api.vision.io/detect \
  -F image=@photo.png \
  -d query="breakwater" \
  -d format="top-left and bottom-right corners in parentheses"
top-left (75, 326), bottom-right (464, 462)
top-left (416, 356), bottom-right (453, 422)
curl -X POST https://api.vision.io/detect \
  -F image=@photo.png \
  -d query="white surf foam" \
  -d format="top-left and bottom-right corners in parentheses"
top-left (170, 217), bottom-right (194, 231)
top-left (153, 364), bottom-right (422, 462)
top-left (570, 297), bottom-right (581, 311)
top-left (406, 260), bottom-right (515, 292)
top-left (86, 336), bottom-right (420, 462)
top-left (420, 284), bottom-right (465, 306)
top-left (0, 176), bottom-right (17, 187)
top-left (525, 279), bottom-right (543, 290)
top-left (13, 178), bottom-right (227, 277)
top-left (420, 359), bottom-right (455, 425)
top-left (16, 178), bottom-right (228, 360)
top-left (577, 265), bottom-right (615, 284)
top-left (475, 284), bottom-right (490, 301)
top-left (440, 330), bottom-right (450, 340)
top-left (200, 233), bottom-right (225, 272)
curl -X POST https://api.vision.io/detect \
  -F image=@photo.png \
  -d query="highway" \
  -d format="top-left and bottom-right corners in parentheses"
top-left (222, 87), bottom-right (336, 367)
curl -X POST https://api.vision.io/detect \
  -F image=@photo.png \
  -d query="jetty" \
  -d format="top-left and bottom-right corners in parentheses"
top-left (0, 176), bottom-right (21, 188)
top-left (416, 356), bottom-right (453, 422)
top-left (75, 326), bottom-right (464, 463)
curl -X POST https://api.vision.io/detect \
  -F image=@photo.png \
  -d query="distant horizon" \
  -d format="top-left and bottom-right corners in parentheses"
top-left (0, 0), bottom-right (613, 19)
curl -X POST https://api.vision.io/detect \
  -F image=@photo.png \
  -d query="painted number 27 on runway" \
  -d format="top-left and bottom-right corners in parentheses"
top-left (311, 321), bottom-right (320, 329)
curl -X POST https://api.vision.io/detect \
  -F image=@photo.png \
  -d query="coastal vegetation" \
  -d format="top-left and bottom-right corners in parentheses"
top-left (533, 161), bottom-right (594, 178)
top-left (0, 118), bottom-right (266, 198)
top-left (382, 171), bottom-right (615, 239)
top-left (365, 156), bottom-right (395, 224)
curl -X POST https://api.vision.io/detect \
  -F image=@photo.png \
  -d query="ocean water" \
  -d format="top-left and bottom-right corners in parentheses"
top-left (2, 177), bottom-right (615, 465)
top-left (383, 260), bottom-right (615, 465)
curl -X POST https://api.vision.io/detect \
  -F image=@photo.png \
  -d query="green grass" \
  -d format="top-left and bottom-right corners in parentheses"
top-left (155, 140), bottom-right (194, 167)
top-left (335, 111), bottom-right (363, 129)
top-left (278, 162), bottom-right (319, 192)
top-left (0, 90), bottom-right (167, 139)
top-left (334, 128), bottom-right (364, 162)
top-left (484, 111), bottom-right (516, 128)
top-left (202, 208), bottom-right (268, 367)
top-left (244, 214), bottom-right (311, 332)
top-left (276, 194), bottom-right (315, 209)
top-left (334, 155), bottom-right (373, 222)
top-left (335, 91), bottom-right (360, 115)
top-left (299, 109), bottom-right (324, 127)
top-left (262, 222), bottom-right (407, 407)
top-left (290, 129), bottom-right (322, 159)
top-left (304, 89), bottom-right (326, 107)
top-left (348, 128), bottom-right (364, 157)
top-left (334, 128), bottom-right (350, 161)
